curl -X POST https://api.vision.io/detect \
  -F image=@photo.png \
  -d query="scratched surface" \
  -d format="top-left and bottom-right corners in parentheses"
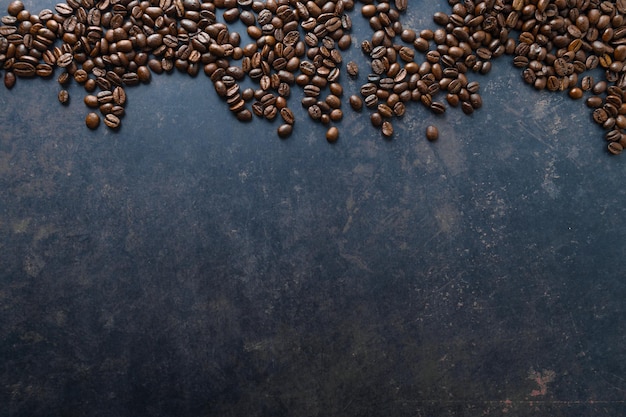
top-left (1, 1), bottom-right (625, 416)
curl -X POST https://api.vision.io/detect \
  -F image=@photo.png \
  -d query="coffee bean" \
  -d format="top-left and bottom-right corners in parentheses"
top-left (349, 95), bottom-right (363, 112)
top-left (236, 109), bottom-right (253, 122)
top-left (346, 61), bottom-right (358, 77)
top-left (112, 87), bottom-right (126, 106)
top-left (277, 124), bottom-right (293, 138)
top-left (370, 112), bottom-right (383, 127)
top-left (85, 112), bottom-right (100, 130)
top-left (426, 125), bottom-right (439, 141)
top-left (4, 72), bottom-right (16, 89)
top-left (381, 121), bottom-right (393, 138)
top-left (608, 141), bottom-right (624, 155)
top-left (280, 107), bottom-right (295, 124)
top-left (326, 126), bottom-right (338, 143)
top-left (58, 90), bottom-right (69, 104)
top-left (569, 87), bottom-right (584, 99)
top-left (104, 114), bottom-right (121, 129)
top-left (308, 104), bottom-right (322, 120)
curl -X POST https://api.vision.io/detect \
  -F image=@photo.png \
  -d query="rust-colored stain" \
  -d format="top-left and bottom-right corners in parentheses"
top-left (528, 368), bottom-right (556, 397)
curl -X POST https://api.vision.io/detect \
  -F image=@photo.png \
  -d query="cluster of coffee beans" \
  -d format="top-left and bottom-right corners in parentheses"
top-left (1, 0), bottom-right (626, 154)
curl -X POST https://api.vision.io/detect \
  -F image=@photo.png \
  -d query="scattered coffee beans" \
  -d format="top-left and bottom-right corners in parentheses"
top-left (0, 0), bottom-right (624, 155)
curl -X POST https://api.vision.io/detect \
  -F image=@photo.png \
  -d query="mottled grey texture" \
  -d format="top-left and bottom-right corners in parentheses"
top-left (0, 2), bottom-right (625, 417)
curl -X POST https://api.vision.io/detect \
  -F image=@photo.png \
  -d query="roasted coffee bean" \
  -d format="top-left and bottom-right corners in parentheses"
top-left (112, 87), bottom-right (126, 106)
top-left (280, 107), bottom-right (295, 125)
top-left (608, 141), bottom-right (624, 155)
top-left (4, 71), bottom-right (16, 89)
top-left (393, 102), bottom-right (405, 117)
top-left (426, 125), bottom-right (439, 141)
top-left (346, 61), bottom-right (358, 77)
top-left (430, 101), bottom-right (446, 115)
top-left (84, 95), bottom-right (99, 108)
top-left (57, 89), bottom-right (69, 104)
top-left (308, 104), bottom-right (322, 120)
top-left (85, 112), bottom-right (100, 129)
top-left (277, 124), bottom-right (293, 138)
top-left (593, 108), bottom-right (609, 124)
top-left (349, 95), bottom-right (363, 111)
top-left (236, 109), bottom-right (253, 122)
top-left (104, 114), bottom-right (121, 129)
top-left (381, 121), bottom-right (393, 138)
top-left (586, 96), bottom-right (603, 108)
top-left (569, 87), bottom-right (583, 99)
top-left (326, 126), bottom-right (338, 143)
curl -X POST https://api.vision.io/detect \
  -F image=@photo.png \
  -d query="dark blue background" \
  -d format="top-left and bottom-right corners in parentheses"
top-left (0, 1), bottom-right (624, 416)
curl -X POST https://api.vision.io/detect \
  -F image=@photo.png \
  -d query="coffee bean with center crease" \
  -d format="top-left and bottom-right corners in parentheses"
top-left (104, 114), bottom-right (121, 129)
top-left (58, 90), bottom-right (69, 104)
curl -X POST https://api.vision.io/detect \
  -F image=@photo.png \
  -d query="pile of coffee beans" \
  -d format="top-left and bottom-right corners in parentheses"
top-left (1, 0), bottom-right (626, 154)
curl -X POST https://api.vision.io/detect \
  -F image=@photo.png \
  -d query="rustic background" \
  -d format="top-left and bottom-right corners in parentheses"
top-left (1, 1), bottom-right (625, 416)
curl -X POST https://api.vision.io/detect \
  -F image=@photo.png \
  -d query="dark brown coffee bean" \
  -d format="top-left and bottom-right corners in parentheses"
top-left (236, 109), bottom-right (253, 122)
top-left (104, 114), bottom-right (121, 129)
top-left (349, 95), bottom-right (363, 111)
top-left (586, 96), bottom-right (603, 108)
top-left (58, 89), bottom-right (69, 104)
top-left (393, 102), bottom-right (405, 117)
top-left (426, 125), bottom-right (439, 141)
top-left (606, 130), bottom-right (622, 142)
top-left (85, 112), bottom-right (100, 129)
top-left (112, 86), bottom-right (126, 106)
top-left (365, 94), bottom-right (378, 108)
top-left (277, 124), bottom-right (293, 138)
top-left (430, 101), bottom-right (446, 115)
top-left (308, 104), bottom-right (322, 120)
top-left (280, 107), bottom-right (295, 124)
top-left (326, 126), bottom-right (338, 143)
top-left (381, 121), bottom-right (393, 138)
top-left (84, 95), bottom-right (98, 108)
top-left (346, 61), bottom-right (358, 77)
top-left (326, 94), bottom-right (341, 109)
top-left (608, 141), bottom-right (624, 155)
top-left (593, 108), bottom-right (609, 124)
top-left (569, 87), bottom-right (583, 99)
top-left (4, 71), bottom-right (16, 89)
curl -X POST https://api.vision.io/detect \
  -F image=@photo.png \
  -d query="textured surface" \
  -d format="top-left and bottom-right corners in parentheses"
top-left (1, 1), bottom-right (625, 416)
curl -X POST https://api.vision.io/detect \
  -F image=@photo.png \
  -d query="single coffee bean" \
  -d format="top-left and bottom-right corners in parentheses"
top-left (112, 86), bottom-right (126, 106)
top-left (569, 87), bottom-right (583, 99)
top-left (4, 71), bottom-right (16, 89)
top-left (236, 109), bottom-right (253, 122)
top-left (85, 112), bottom-right (100, 130)
top-left (326, 126), bottom-right (339, 143)
top-left (426, 125), bottom-right (439, 141)
top-left (329, 109), bottom-right (343, 122)
top-left (608, 141), bottom-right (624, 155)
top-left (308, 104), bottom-right (322, 120)
top-left (280, 107), bottom-right (295, 124)
top-left (346, 61), bottom-right (358, 77)
top-left (277, 124), bottom-right (293, 138)
top-left (58, 89), bottom-right (69, 104)
top-left (381, 121), bottom-right (393, 138)
top-left (349, 95), bottom-right (363, 111)
top-left (370, 112), bottom-right (383, 127)
top-left (104, 114), bottom-right (121, 129)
